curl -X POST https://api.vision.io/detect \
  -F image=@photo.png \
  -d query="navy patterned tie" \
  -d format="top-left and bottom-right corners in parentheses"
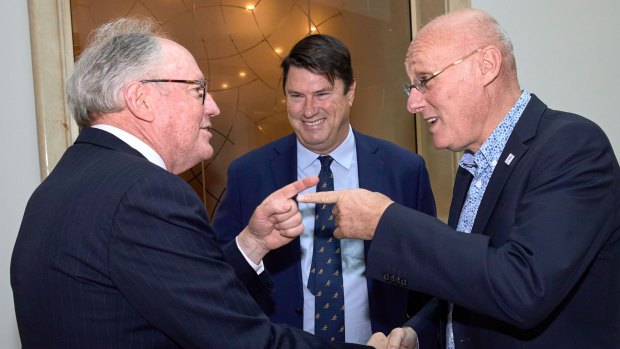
top-left (307, 155), bottom-right (345, 342)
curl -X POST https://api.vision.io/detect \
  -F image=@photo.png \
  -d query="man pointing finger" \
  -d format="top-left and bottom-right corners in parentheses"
top-left (297, 189), bottom-right (392, 240)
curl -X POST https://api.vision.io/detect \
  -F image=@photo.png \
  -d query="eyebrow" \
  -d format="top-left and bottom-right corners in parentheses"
top-left (286, 87), bottom-right (334, 95)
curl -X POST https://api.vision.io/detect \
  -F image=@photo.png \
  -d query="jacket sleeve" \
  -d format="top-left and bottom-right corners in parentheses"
top-left (367, 118), bottom-right (618, 329)
top-left (108, 172), bottom-right (368, 348)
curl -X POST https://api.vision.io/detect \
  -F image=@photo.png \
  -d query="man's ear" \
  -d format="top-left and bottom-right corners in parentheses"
top-left (478, 46), bottom-right (502, 86)
top-left (346, 79), bottom-right (356, 106)
top-left (125, 82), bottom-right (154, 122)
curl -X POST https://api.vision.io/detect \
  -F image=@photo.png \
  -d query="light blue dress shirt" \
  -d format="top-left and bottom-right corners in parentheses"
top-left (297, 125), bottom-right (372, 344)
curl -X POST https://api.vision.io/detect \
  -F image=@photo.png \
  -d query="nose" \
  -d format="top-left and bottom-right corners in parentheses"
top-left (406, 88), bottom-right (426, 115)
top-left (302, 96), bottom-right (317, 118)
top-left (204, 93), bottom-right (220, 118)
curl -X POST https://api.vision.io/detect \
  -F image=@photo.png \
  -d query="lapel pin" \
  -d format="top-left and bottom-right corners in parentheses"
top-left (505, 153), bottom-right (515, 165)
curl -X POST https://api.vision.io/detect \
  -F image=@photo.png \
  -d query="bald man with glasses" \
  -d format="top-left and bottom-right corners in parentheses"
top-left (299, 8), bottom-right (620, 349)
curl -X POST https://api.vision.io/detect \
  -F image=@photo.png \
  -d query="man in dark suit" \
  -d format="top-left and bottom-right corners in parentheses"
top-left (298, 8), bottom-right (620, 349)
top-left (10, 17), bottom-right (385, 349)
top-left (213, 34), bottom-right (436, 345)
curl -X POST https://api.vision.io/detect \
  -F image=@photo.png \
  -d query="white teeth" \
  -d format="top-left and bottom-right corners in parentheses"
top-left (305, 119), bottom-right (323, 126)
top-left (427, 118), bottom-right (438, 124)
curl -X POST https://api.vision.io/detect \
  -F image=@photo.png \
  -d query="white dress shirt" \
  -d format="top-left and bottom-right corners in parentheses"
top-left (92, 124), bottom-right (167, 170)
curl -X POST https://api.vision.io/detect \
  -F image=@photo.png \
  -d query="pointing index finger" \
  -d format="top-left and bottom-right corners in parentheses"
top-left (297, 190), bottom-right (342, 204)
top-left (268, 176), bottom-right (320, 201)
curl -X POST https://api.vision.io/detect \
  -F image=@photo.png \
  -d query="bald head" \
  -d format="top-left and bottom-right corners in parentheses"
top-left (408, 8), bottom-right (517, 83)
top-left (403, 8), bottom-right (522, 153)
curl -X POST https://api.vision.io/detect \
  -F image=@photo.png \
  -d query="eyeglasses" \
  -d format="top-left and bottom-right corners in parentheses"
top-left (140, 79), bottom-right (207, 104)
top-left (404, 48), bottom-right (482, 95)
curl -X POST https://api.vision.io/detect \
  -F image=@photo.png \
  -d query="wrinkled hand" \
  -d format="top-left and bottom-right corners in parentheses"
top-left (297, 189), bottom-right (393, 240)
top-left (385, 327), bottom-right (418, 349)
top-left (237, 176), bottom-right (319, 263)
top-left (367, 332), bottom-right (387, 349)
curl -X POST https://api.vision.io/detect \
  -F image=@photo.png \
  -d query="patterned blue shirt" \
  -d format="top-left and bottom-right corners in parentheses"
top-left (447, 90), bottom-right (531, 349)
top-left (456, 91), bottom-right (531, 233)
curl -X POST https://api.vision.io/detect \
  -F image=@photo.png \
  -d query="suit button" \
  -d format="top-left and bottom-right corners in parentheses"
top-left (295, 307), bottom-right (303, 315)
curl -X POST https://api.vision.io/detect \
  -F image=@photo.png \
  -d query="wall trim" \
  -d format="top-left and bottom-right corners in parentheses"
top-left (27, 0), bottom-right (77, 179)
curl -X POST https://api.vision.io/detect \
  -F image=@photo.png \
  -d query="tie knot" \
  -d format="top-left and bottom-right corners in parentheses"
top-left (319, 155), bottom-right (333, 169)
top-left (461, 152), bottom-right (477, 168)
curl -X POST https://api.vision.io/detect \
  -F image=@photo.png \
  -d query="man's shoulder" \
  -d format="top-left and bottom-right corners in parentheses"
top-left (60, 137), bottom-right (183, 199)
top-left (230, 134), bottom-right (296, 168)
top-left (354, 130), bottom-right (424, 162)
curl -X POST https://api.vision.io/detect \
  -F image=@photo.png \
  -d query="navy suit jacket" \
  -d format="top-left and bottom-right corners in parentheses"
top-left (11, 127), bottom-right (369, 349)
top-left (213, 130), bottom-right (436, 336)
top-left (367, 95), bottom-right (620, 348)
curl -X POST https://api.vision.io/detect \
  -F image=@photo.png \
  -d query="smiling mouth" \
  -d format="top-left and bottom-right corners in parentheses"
top-left (304, 119), bottom-right (324, 127)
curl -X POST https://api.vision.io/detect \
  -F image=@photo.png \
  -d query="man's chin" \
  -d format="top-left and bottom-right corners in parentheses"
top-left (200, 148), bottom-right (214, 162)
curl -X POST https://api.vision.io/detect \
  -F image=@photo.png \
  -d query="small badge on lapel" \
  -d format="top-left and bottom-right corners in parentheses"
top-left (505, 153), bottom-right (515, 165)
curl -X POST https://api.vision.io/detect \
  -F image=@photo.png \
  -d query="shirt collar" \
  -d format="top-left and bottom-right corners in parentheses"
top-left (91, 124), bottom-right (167, 170)
top-left (297, 125), bottom-right (355, 170)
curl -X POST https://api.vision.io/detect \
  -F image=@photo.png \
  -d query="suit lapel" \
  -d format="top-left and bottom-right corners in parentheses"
top-left (470, 94), bottom-right (547, 235)
top-left (269, 134), bottom-right (298, 189)
top-left (355, 131), bottom-right (383, 193)
top-left (449, 167), bottom-right (473, 229)
top-left (470, 141), bottom-right (527, 235)
top-left (268, 134), bottom-right (303, 290)
top-left (352, 131), bottom-right (384, 271)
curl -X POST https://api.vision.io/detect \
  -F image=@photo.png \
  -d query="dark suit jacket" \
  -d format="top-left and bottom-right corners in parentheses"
top-left (10, 127), bottom-right (368, 349)
top-left (213, 130), bottom-right (437, 337)
top-left (367, 95), bottom-right (620, 348)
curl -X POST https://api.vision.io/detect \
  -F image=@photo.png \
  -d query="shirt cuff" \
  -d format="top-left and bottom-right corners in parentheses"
top-left (235, 236), bottom-right (265, 274)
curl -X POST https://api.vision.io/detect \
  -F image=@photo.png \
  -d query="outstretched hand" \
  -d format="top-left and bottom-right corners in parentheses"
top-left (237, 176), bottom-right (319, 263)
top-left (297, 188), bottom-right (393, 240)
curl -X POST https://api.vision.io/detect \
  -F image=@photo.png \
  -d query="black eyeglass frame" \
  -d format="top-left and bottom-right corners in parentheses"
top-left (140, 79), bottom-right (207, 104)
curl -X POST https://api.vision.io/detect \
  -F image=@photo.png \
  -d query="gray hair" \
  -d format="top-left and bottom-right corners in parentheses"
top-left (66, 17), bottom-right (168, 128)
